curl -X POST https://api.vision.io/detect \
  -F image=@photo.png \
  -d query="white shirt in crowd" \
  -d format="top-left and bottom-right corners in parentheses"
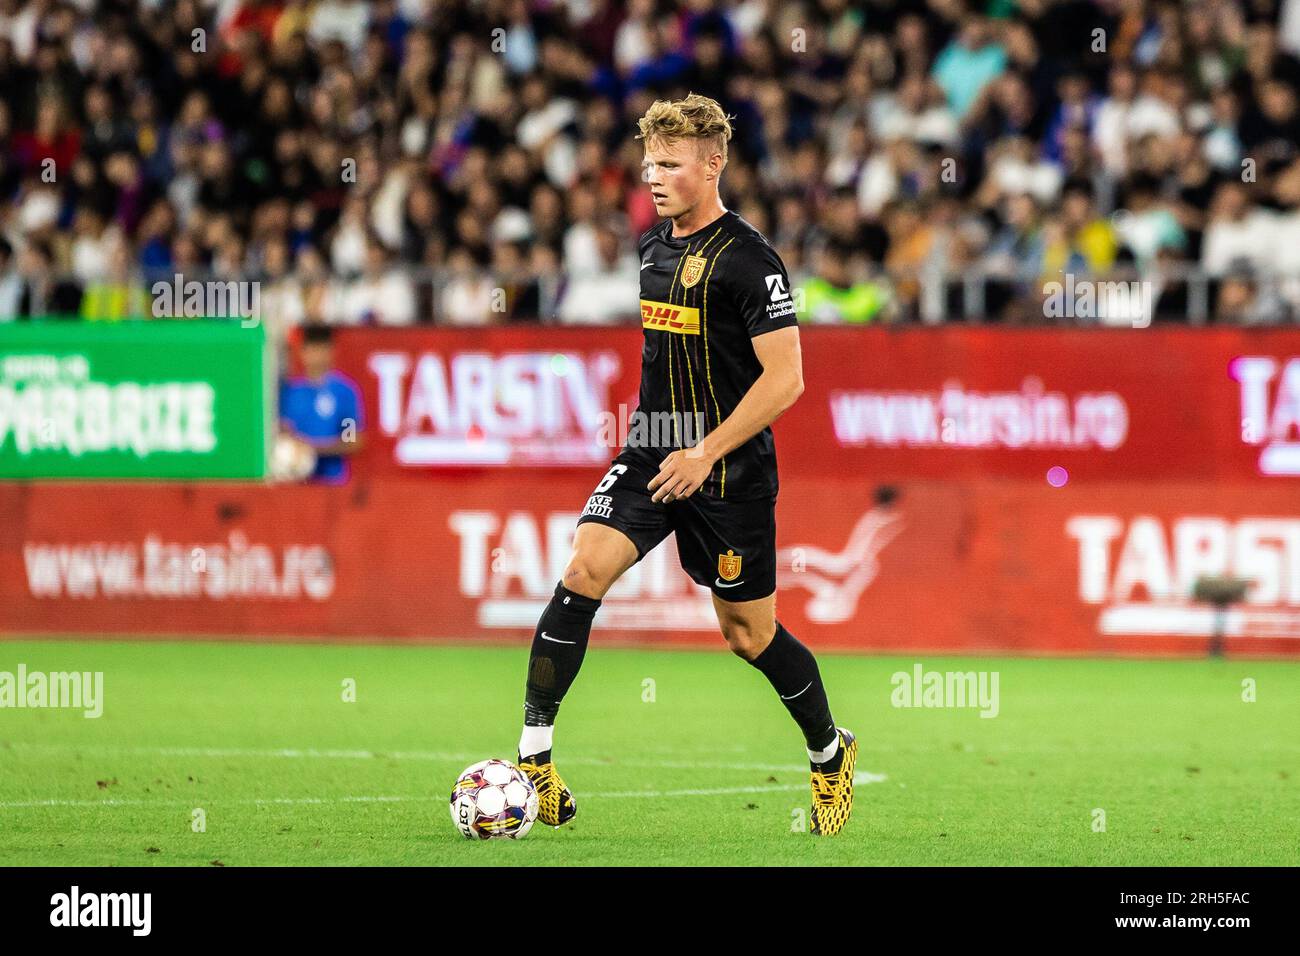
top-left (1201, 210), bottom-right (1279, 276)
top-left (324, 272), bottom-right (417, 326)
top-left (440, 274), bottom-right (498, 327)
top-left (557, 254), bottom-right (640, 325)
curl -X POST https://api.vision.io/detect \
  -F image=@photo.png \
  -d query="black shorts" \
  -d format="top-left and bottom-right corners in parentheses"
top-left (575, 449), bottom-right (777, 603)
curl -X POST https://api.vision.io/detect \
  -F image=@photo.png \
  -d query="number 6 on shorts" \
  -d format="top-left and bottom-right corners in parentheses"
top-left (594, 464), bottom-right (627, 493)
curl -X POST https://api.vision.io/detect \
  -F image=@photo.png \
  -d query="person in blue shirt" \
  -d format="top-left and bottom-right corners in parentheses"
top-left (278, 324), bottom-right (365, 483)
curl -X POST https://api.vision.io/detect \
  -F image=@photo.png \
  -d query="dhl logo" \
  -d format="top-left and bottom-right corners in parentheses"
top-left (641, 300), bottom-right (701, 335)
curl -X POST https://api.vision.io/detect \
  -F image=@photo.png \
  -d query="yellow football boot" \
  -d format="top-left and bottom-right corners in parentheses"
top-left (517, 750), bottom-right (577, 827)
top-left (809, 728), bottom-right (858, 836)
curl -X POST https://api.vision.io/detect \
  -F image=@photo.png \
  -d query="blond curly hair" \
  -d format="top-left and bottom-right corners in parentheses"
top-left (636, 92), bottom-right (734, 167)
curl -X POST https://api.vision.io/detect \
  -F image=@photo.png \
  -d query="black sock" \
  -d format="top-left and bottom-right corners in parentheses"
top-left (522, 582), bottom-right (601, 729)
top-left (749, 622), bottom-right (838, 753)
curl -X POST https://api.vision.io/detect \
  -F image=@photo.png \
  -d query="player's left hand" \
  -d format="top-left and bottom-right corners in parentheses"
top-left (648, 448), bottom-right (714, 503)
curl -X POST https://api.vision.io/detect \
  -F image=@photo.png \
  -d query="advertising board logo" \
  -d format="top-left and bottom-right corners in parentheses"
top-left (450, 510), bottom-right (715, 630)
top-left (367, 350), bottom-right (620, 467)
top-left (829, 377), bottom-right (1128, 451)
top-left (776, 506), bottom-right (905, 623)
top-left (1068, 514), bottom-right (1300, 638)
top-left (1232, 356), bottom-right (1300, 476)
top-left (0, 352), bottom-right (217, 459)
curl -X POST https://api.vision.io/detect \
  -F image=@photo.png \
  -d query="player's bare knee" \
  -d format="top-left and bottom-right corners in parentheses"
top-left (720, 618), bottom-right (771, 661)
top-left (562, 555), bottom-right (614, 600)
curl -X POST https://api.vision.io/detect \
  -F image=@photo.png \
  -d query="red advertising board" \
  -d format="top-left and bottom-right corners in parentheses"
top-left (330, 326), bottom-right (1300, 484)
top-left (3, 478), bottom-right (1298, 657)
top-left (7, 326), bottom-right (1300, 656)
top-left (794, 326), bottom-right (1300, 483)
top-left (329, 326), bottom-right (643, 473)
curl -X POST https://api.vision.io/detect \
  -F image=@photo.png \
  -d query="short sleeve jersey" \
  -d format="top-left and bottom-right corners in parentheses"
top-left (633, 210), bottom-right (797, 499)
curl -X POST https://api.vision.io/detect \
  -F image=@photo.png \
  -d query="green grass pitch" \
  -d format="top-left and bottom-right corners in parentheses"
top-left (1, 639), bottom-right (1296, 866)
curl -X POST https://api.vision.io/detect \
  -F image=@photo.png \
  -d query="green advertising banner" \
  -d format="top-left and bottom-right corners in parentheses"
top-left (0, 320), bottom-right (269, 479)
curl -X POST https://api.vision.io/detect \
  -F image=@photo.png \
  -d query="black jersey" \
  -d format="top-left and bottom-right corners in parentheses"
top-left (632, 209), bottom-right (798, 500)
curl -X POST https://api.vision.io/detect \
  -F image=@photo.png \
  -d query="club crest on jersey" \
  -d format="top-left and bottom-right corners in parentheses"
top-left (718, 549), bottom-right (743, 581)
top-left (680, 254), bottom-right (708, 288)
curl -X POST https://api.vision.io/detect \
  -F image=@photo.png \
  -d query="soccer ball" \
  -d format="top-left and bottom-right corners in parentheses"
top-left (449, 759), bottom-right (539, 840)
top-left (269, 433), bottom-right (317, 481)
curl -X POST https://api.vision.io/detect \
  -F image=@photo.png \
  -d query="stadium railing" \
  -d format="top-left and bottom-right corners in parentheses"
top-left (6, 264), bottom-right (1299, 327)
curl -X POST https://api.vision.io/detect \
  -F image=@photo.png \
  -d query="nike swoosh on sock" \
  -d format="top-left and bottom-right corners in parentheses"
top-left (780, 681), bottom-right (813, 700)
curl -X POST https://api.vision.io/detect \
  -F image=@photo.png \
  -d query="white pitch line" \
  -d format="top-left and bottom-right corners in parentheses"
top-left (599, 775), bottom-right (888, 797)
top-left (0, 775), bottom-right (887, 811)
top-left (2, 743), bottom-right (843, 774)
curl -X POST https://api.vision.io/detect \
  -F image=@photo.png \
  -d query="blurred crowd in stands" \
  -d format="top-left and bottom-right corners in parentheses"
top-left (4, 0), bottom-right (1300, 333)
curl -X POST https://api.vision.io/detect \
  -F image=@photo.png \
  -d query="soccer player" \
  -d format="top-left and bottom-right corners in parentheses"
top-left (516, 93), bottom-right (857, 835)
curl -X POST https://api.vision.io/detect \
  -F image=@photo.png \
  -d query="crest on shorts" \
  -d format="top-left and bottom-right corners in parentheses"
top-left (718, 549), bottom-right (743, 581)
top-left (680, 255), bottom-right (707, 289)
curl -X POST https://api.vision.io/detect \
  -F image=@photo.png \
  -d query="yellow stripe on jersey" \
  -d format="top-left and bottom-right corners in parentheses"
top-left (701, 236), bottom-right (736, 496)
top-left (683, 330), bottom-right (698, 420)
top-left (667, 326), bottom-right (679, 444)
top-left (656, 226), bottom-right (726, 454)
top-left (662, 241), bottom-right (695, 426)
top-left (676, 230), bottom-right (724, 432)
top-left (641, 300), bottom-right (701, 334)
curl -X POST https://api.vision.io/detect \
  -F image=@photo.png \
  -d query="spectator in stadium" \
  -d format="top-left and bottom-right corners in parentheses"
top-left (259, 235), bottom-right (306, 370)
top-left (977, 135), bottom-right (1063, 209)
top-left (79, 238), bottom-right (149, 322)
top-left (0, 0), bottom-right (1296, 330)
top-left (521, 242), bottom-right (565, 321)
top-left (1113, 174), bottom-right (1187, 267)
top-left (1092, 62), bottom-right (1142, 178)
top-left (1043, 70), bottom-right (1101, 165)
top-left (558, 221), bottom-right (639, 325)
top-left (0, 237), bottom-right (21, 321)
top-left (1039, 180), bottom-right (1119, 279)
top-left (11, 95), bottom-right (79, 179)
top-left (68, 206), bottom-right (115, 285)
top-left (14, 238), bottom-right (81, 318)
top-left (1201, 180), bottom-right (1277, 277)
top-left (278, 324), bottom-right (365, 484)
top-left (964, 71), bottom-right (1045, 159)
top-left (81, 85), bottom-right (134, 164)
top-left (440, 246), bottom-right (499, 327)
top-left (874, 71), bottom-right (959, 149)
top-left (328, 238), bottom-right (417, 326)
top-left (985, 190), bottom-right (1046, 283)
top-left (881, 199), bottom-right (923, 313)
top-left (13, 179), bottom-right (60, 237)
top-left (931, 16), bottom-right (1007, 121)
top-left (1270, 157), bottom-right (1300, 310)
top-left (1216, 260), bottom-right (1290, 325)
top-left (399, 180), bottom-right (444, 265)
top-left (1239, 75), bottom-right (1300, 170)
top-left (798, 243), bottom-right (891, 324)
